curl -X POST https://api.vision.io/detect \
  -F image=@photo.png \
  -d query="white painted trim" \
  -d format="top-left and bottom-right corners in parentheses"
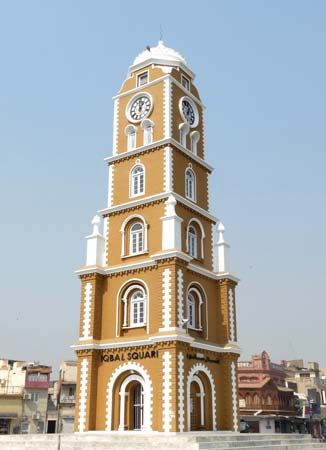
top-left (192, 375), bottom-right (205, 426)
top-left (118, 374), bottom-right (145, 430)
top-left (163, 146), bottom-right (173, 192)
top-left (78, 358), bottom-right (89, 432)
top-left (186, 284), bottom-right (208, 339)
top-left (231, 361), bottom-right (239, 432)
top-left (179, 96), bottom-right (199, 128)
top-left (112, 99), bottom-right (119, 155)
top-left (164, 78), bottom-right (172, 139)
top-left (104, 137), bottom-right (213, 173)
top-left (151, 250), bottom-right (192, 263)
top-left (177, 269), bottom-right (184, 329)
top-left (177, 353), bottom-right (185, 432)
top-left (106, 362), bottom-right (153, 431)
top-left (120, 214), bottom-right (148, 257)
top-left (72, 336), bottom-right (241, 355)
top-left (185, 166), bottom-right (196, 203)
top-left (116, 279), bottom-right (150, 337)
top-left (162, 351), bottom-right (172, 432)
top-left (75, 259), bottom-right (156, 277)
top-left (228, 288), bottom-right (236, 342)
top-left (99, 191), bottom-right (217, 223)
top-left (161, 268), bottom-right (172, 329)
top-left (113, 74), bottom-right (169, 100)
top-left (81, 282), bottom-right (92, 340)
top-left (186, 218), bottom-right (206, 259)
top-left (129, 161), bottom-right (145, 198)
top-left (107, 164), bottom-right (115, 207)
top-left (186, 364), bottom-right (217, 431)
top-left (125, 92), bottom-right (154, 124)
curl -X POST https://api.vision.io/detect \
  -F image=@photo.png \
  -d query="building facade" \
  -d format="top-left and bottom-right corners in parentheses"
top-left (238, 352), bottom-right (295, 433)
top-left (0, 359), bottom-right (51, 434)
top-left (73, 41), bottom-right (241, 433)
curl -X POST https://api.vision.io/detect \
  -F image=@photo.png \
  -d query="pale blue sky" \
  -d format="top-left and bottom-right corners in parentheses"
top-left (0, 1), bottom-right (325, 374)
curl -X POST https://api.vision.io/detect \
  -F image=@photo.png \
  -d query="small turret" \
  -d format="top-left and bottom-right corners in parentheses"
top-left (85, 215), bottom-right (105, 267)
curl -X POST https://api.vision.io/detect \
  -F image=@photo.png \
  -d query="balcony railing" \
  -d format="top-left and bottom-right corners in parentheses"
top-left (0, 386), bottom-right (24, 395)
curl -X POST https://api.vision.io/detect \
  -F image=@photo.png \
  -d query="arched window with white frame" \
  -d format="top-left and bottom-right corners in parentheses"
top-left (130, 289), bottom-right (146, 326)
top-left (120, 283), bottom-right (148, 331)
top-left (141, 119), bottom-right (154, 146)
top-left (190, 131), bottom-right (200, 155)
top-left (120, 215), bottom-right (148, 258)
top-left (130, 164), bottom-right (145, 197)
top-left (185, 167), bottom-right (196, 202)
top-left (130, 222), bottom-right (144, 255)
top-left (188, 226), bottom-right (197, 258)
top-left (179, 122), bottom-right (190, 147)
top-left (125, 125), bottom-right (137, 151)
top-left (186, 286), bottom-right (205, 332)
top-left (187, 293), bottom-right (196, 329)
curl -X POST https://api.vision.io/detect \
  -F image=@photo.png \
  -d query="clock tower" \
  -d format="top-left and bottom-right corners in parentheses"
top-left (73, 41), bottom-right (241, 433)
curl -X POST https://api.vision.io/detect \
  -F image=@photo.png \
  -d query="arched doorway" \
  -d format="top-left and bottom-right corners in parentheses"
top-left (187, 364), bottom-right (217, 431)
top-left (128, 380), bottom-right (144, 430)
top-left (190, 375), bottom-right (205, 430)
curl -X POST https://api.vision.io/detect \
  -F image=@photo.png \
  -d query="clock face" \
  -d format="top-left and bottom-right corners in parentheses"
top-left (180, 97), bottom-right (198, 127)
top-left (129, 95), bottom-right (152, 121)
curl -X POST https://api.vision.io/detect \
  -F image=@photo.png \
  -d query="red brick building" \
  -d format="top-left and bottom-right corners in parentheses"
top-left (238, 351), bottom-right (295, 433)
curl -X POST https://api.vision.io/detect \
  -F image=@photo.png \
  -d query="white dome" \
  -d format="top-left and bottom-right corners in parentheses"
top-left (132, 40), bottom-right (187, 67)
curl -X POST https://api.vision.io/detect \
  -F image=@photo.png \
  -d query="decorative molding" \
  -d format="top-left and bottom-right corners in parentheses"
top-left (72, 335), bottom-right (241, 355)
top-left (228, 288), bottom-right (236, 342)
top-left (161, 268), bottom-right (172, 329)
top-left (104, 138), bottom-right (213, 173)
top-left (78, 358), bottom-right (89, 432)
top-left (107, 164), bottom-right (115, 207)
top-left (177, 269), bottom-right (184, 329)
top-left (163, 146), bottom-right (173, 192)
top-left (178, 352), bottom-right (185, 432)
top-left (81, 283), bottom-right (92, 340)
top-left (106, 362), bottom-right (153, 431)
top-left (163, 78), bottom-right (172, 139)
top-left (231, 361), bottom-right (239, 432)
top-left (162, 351), bottom-right (172, 432)
top-left (186, 363), bottom-right (217, 431)
top-left (112, 99), bottom-right (119, 155)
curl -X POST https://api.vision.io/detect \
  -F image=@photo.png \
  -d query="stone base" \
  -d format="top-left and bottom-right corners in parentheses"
top-left (0, 432), bottom-right (325, 450)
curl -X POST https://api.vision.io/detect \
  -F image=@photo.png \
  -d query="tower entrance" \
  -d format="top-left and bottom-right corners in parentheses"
top-left (131, 382), bottom-right (144, 430)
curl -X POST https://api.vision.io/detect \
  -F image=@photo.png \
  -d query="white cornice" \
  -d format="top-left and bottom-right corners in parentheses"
top-left (173, 192), bottom-right (217, 222)
top-left (113, 74), bottom-right (204, 108)
top-left (113, 74), bottom-right (169, 100)
top-left (99, 191), bottom-right (217, 223)
top-left (75, 259), bottom-right (157, 276)
top-left (188, 263), bottom-right (240, 283)
top-left (104, 138), bottom-right (213, 173)
top-left (72, 335), bottom-right (241, 355)
top-left (151, 250), bottom-right (193, 263)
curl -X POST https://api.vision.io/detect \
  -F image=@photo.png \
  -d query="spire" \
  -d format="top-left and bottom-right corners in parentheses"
top-left (85, 215), bottom-right (105, 267)
top-left (213, 221), bottom-right (231, 273)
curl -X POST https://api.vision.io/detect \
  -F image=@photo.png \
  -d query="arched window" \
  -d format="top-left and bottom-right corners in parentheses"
top-left (120, 284), bottom-right (147, 330)
top-left (186, 286), bottom-right (204, 332)
top-left (187, 293), bottom-right (196, 329)
top-left (188, 226), bottom-right (197, 258)
top-left (185, 167), bottom-right (196, 201)
top-left (266, 395), bottom-right (272, 406)
top-left (179, 122), bottom-right (189, 147)
top-left (130, 290), bottom-right (145, 326)
top-left (125, 125), bottom-right (137, 151)
top-left (186, 219), bottom-right (205, 259)
top-left (120, 215), bottom-right (148, 258)
top-left (253, 394), bottom-right (260, 405)
top-left (141, 119), bottom-right (154, 146)
top-left (130, 222), bottom-right (143, 255)
top-left (190, 131), bottom-right (200, 154)
top-left (130, 164), bottom-right (145, 197)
